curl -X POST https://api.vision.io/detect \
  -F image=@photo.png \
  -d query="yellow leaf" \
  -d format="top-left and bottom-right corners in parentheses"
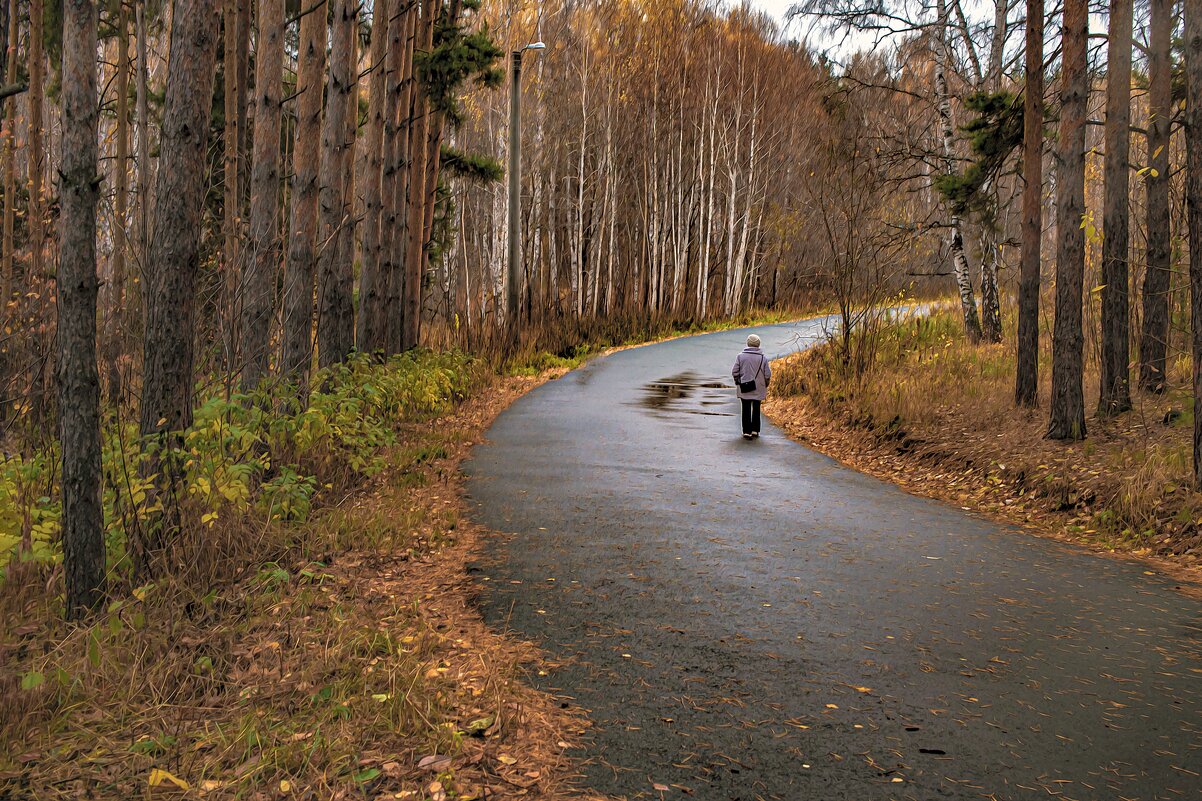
top-left (279, 779), bottom-right (292, 793)
top-left (148, 768), bottom-right (189, 790)
top-left (497, 754), bottom-right (517, 765)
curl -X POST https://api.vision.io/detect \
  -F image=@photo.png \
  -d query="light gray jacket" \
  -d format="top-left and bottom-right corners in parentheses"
top-left (732, 347), bottom-right (771, 401)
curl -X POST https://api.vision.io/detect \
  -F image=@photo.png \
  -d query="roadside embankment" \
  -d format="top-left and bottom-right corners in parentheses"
top-left (1, 356), bottom-right (599, 800)
top-left (766, 309), bottom-right (1202, 590)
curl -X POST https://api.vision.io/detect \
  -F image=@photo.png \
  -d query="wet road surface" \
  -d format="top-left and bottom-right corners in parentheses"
top-left (464, 319), bottom-right (1202, 801)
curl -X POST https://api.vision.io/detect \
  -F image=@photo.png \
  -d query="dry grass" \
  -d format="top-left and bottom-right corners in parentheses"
top-left (0, 375), bottom-right (602, 800)
top-left (767, 307), bottom-right (1202, 585)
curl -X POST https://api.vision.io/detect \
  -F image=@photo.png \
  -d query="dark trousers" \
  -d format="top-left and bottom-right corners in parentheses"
top-left (741, 399), bottom-right (761, 434)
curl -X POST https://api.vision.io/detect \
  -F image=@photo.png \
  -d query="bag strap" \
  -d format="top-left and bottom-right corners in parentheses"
top-left (742, 353), bottom-right (764, 384)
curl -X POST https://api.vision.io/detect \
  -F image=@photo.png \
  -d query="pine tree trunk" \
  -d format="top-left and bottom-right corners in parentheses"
top-left (382, 2), bottom-right (415, 354)
top-left (106, 4), bottom-right (132, 407)
top-left (0, 4), bottom-right (16, 322)
top-left (1047, 0), bottom-right (1088, 440)
top-left (1186, 0), bottom-right (1202, 483)
top-left (59, 0), bottom-right (105, 618)
top-left (0, 1), bottom-right (7, 78)
top-left (1140, 0), bottom-right (1173, 393)
top-left (1015, 0), bottom-right (1044, 407)
top-left (357, 0), bottom-right (390, 353)
top-left (401, 3), bottom-right (434, 351)
top-left (1099, 0), bottom-right (1133, 416)
top-left (241, 0), bottom-right (283, 389)
top-left (28, 0), bottom-right (45, 300)
top-left (337, 67), bottom-right (358, 328)
top-left (140, 0), bottom-right (220, 440)
top-left (237, 0), bottom-right (250, 167)
top-left (316, 0), bottom-right (357, 368)
top-left (935, 0), bottom-right (982, 342)
top-left (222, 0), bottom-right (243, 373)
top-left (135, 0), bottom-right (151, 288)
top-left (281, 0), bottom-right (327, 381)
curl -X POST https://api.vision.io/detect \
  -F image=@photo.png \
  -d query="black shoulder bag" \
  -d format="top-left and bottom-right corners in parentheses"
top-left (738, 355), bottom-right (764, 394)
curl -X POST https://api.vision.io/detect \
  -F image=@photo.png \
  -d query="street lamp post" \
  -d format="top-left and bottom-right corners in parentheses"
top-left (506, 41), bottom-right (545, 330)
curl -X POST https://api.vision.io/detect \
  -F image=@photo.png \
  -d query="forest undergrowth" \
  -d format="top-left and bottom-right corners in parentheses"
top-left (767, 307), bottom-right (1202, 587)
top-left (0, 353), bottom-right (599, 800)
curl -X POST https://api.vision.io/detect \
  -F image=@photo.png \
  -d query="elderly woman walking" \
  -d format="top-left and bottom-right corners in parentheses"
top-left (732, 334), bottom-right (771, 439)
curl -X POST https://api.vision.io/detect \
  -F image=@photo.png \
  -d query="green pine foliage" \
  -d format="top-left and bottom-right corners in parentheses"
top-left (934, 90), bottom-right (1024, 216)
top-left (417, 7), bottom-right (504, 127)
top-left (440, 144), bottom-right (503, 183)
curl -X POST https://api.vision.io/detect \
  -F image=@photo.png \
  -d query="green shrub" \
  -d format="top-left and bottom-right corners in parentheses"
top-left (1, 350), bottom-right (486, 579)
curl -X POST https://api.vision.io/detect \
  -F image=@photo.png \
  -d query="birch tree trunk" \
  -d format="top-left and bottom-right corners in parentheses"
top-left (1140, 0), bottom-right (1173, 393)
top-left (241, 0), bottom-right (283, 389)
top-left (316, 0), bottom-right (357, 368)
top-left (59, 0), bottom-right (104, 618)
top-left (1014, 0), bottom-right (1043, 407)
top-left (281, 0), bottom-right (326, 381)
top-left (1099, 0), bottom-right (1133, 416)
top-left (575, 43), bottom-right (588, 319)
top-left (975, 0), bottom-right (1006, 343)
top-left (935, 0), bottom-right (982, 341)
top-left (1047, 0), bottom-right (1088, 440)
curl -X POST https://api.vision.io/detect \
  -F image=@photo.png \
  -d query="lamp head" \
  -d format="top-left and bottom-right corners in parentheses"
top-left (523, 41), bottom-right (546, 51)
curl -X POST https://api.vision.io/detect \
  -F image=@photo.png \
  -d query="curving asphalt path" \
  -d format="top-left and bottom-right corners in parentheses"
top-left (464, 319), bottom-right (1202, 801)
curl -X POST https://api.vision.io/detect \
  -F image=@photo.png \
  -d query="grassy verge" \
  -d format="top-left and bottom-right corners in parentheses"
top-left (766, 307), bottom-right (1202, 583)
top-left (0, 356), bottom-right (593, 799)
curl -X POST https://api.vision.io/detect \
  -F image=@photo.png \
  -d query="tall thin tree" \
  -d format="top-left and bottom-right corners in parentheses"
top-left (140, 0), bottom-right (221, 467)
top-left (402, 1), bottom-right (435, 351)
top-left (358, 0), bottom-right (390, 353)
top-left (1015, 0), bottom-right (1043, 407)
top-left (1140, 0), bottom-right (1174, 393)
top-left (316, 0), bottom-right (357, 367)
top-left (281, 0), bottom-right (327, 381)
top-left (223, 0), bottom-right (244, 371)
top-left (1099, 0), bottom-right (1133, 415)
top-left (59, 0), bottom-right (104, 618)
top-left (1187, 0), bottom-right (1202, 482)
top-left (28, 0), bottom-right (45, 311)
top-left (1048, 0), bottom-right (1088, 440)
top-left (106, 2), bottom-right (131, 407)
top-left (242, 0), bottom-right (284, 389)
top-left (934, 0), bottom-right (982, 342)
top-left (0, 4), bottom-right (17, 321)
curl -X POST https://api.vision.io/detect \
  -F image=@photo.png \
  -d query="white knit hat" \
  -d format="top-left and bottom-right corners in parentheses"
top-left (746, 334), bottom-right (761, 347)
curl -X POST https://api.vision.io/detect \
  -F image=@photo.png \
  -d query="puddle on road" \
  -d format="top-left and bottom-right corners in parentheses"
top-left (636, 371), bottom-right (736, 417)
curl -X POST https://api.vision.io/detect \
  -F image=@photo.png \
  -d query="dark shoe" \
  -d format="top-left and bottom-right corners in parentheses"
top-left (743, 433), bottom-right (753, 440)
top-left (751, 432), bottom-right (760, 438)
